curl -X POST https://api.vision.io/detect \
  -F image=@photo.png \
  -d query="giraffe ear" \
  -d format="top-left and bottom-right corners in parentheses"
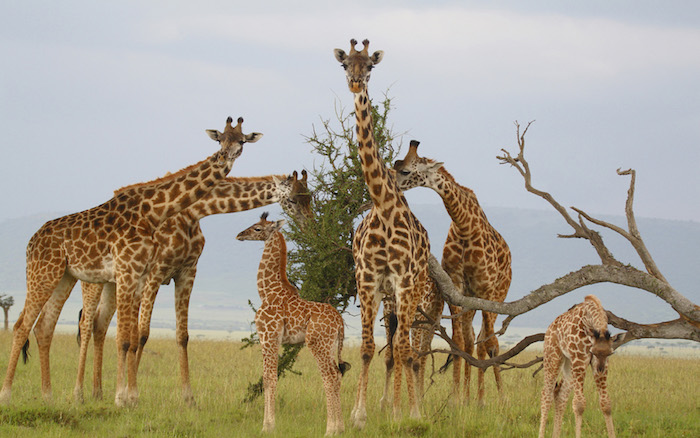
top-left (370, 50), bottom-right (384, 65)
top-left (245, 132), bottom-right (263, 143)
top-left (205, 129), bottom-right (222, 142)
top-left (274, 219), bottom-right (286, 230)
top-left (334, 48), bottom-right (347, 63)
top-left (430, 161), bottom-right (445, 171)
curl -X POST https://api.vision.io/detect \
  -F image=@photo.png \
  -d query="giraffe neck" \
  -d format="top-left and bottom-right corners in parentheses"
top-left (353, 88), bottom-right (400, 209)
top-left (257, 231), bottom-right (296, 300)
top-left (117, 145), bottom-right (242, 230)
top-left (433, 167), bottom-right (490, 237)
top-left (181, 176), bottom-right (285, 221)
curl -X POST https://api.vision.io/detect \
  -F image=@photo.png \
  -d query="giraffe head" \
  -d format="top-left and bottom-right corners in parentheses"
top-left (236, 212), bottom-right (286, 242)
top-left (589, 328), bottom-right (614, 373)
top-left (269, 171), bottom-right (313, 228)
top-left (393, 140), bottom-right (444, 191)
top-left (206, 116), bottom-right (263, 160)
top-left (334, 39), bottom-right (384, 93)
top-left (289, 170), bottom-right (313, 220)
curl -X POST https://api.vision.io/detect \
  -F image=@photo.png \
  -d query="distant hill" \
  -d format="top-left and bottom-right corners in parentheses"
top-left (1, 205), bottom-right (698, 334)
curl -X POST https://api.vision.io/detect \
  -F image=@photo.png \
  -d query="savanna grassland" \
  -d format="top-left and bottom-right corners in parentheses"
top-left (0, 331), bottom-right (698, 437)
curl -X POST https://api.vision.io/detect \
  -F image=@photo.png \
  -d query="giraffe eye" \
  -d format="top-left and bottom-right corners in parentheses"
top-left (400, 170), bottom-right (410, 176)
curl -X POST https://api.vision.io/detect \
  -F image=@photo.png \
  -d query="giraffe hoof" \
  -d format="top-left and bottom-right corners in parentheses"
top-left (350, 408), bottom-right (367, 429)
top-left (0, 389), bottom-right (11, 405)
top-left (73, 388), bottom-right (84, 404)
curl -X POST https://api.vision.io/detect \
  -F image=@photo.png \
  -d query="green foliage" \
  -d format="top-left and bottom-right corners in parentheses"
top-left (285, 95), bottom-right (402, 308)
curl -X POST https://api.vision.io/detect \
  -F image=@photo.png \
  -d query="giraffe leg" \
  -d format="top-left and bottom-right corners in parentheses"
top-left (379, 297), bottom-right (395, 411)
top-left (125, 274), bottom-right (146, 406)
top-left (447, 304), bottom-right (465, 403)
top-left (92, 283), bottom-right (116, 400)
top-left (135, 265), bottom-right (169, 371)
top-left (478, 310), bottom-right (502, 400)
top-left (594, 366), bottom-right (616, 438)
top-left (257, 315), bottom-right (281, 433)
top-left (462, 309), bottom-right (477, 403)
top-left (569, 360), bottom-right (588, 438)
top-left (74, 282), bottom-right (103, 403)
top-left (173, 269), bottom-right (196, 406)
top-left (413, 287), bottom-right (442, 404)
top-left (538, 350), bottom-right (562, 438)
top-left (0, 257), bottom-right (71, 405)
top-left (307, 328), bottom-right (344, 436)
top-left (114, 271), bottom-right (140, 407)
top-left (475, 310), bottom-right (499, 403)
top-left (552, 359), bottom-right (573, 438)
top-left (350, 283), bottom-right (380, 429)
top-left (393, 282), bottom-right (421, 420)
top-left (33, 275), bottom-right (78, 402)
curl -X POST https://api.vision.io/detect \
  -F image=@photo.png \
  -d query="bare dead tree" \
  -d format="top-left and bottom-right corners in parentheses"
top-left (425, 121), bottom-right (699, 364)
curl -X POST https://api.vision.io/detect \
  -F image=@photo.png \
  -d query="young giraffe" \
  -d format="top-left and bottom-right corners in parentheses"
top-left (237, 213), bottom-right (350, 435)
top-left (539, 295), bottom-right (616, 438)
top-left (0, 116), bottom-right (261, 406)
top-left (393, 140), bottom-right (512, 403)
top-left (71, 171), bottom-right (311, 404)
top-left (334, 39), bottom-right (431, 426)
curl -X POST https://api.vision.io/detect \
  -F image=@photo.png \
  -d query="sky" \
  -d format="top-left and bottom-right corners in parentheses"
top-left (1, 0), bottom-right (699, 225)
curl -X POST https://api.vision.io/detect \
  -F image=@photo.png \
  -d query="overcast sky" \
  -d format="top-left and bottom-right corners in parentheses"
top-left (2, 1), bottom-right (699, 225)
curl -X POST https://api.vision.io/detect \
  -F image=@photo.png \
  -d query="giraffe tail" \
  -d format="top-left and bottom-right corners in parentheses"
top-left (337, 324), bottom-right (351, 377)
top-left (76, 308), bottom-right (83, 346)
top-left (21, 339), bottom-right (30, 364)
top-left (13, 309), bottom-right (30, 364)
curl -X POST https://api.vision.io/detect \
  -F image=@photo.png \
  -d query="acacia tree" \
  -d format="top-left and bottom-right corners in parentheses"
top-left (0, 294), bottom-right (13, 331)
top-left (423, 121), bottom-right (699, 370)
top-left (242, 96), bottom-right (401, 401)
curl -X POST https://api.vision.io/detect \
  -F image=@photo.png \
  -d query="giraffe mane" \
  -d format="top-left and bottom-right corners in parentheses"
top-left (113, 157), bottom-right (212, 196)
top-left (436, 165), bottom-right (474, 196)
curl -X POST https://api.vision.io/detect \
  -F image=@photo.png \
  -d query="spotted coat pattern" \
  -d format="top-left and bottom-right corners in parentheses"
top-left (237, 213), bottom-right (349, 435)
top-left (539, 295), bottom-right (616, 438)
top-left (72, 171), bottom-right (310, 404)
top-left (0, 117), bottom-right (260, 407)
top-left (393, 141), bottom-right (512, 403)
top-left (334, 39), bottom-right (430, 427)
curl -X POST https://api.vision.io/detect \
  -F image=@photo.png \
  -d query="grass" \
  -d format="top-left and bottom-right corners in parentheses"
top-left (0, 331), bottom-right (698, 437)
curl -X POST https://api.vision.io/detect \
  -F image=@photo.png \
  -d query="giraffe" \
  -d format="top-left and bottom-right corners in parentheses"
top-left (71, 171), bottom-right (312, 404)
top-left (236, 212), bottom-right (350, 435)
top-left (539, 295), bottom-right (616, 438)
top-left (393, 140), bottom-right (512, 403)
top-left (334, 39), bottom-right (431, 426)
top-left (0, 116), bottom-right (261, 406)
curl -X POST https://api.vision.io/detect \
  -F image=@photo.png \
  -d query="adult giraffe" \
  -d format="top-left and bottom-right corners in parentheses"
top-left (334, 39), bottom-right (431, 427)
top-left (393, 140), bottom-right (512, 403)
top-left (0, 116), bottom-right (260, 406)
top-left (72, 171), bottom-right (312, 404)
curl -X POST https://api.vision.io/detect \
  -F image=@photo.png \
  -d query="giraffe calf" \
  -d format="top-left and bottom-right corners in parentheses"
top-left (237, 213), bottom-right (350, 435)
top-left (539, 295), bottom-right (616, 438)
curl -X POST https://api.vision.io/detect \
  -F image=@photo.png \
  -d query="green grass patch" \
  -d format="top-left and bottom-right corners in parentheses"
top-left (0, 331), bottom-right (698, 437)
